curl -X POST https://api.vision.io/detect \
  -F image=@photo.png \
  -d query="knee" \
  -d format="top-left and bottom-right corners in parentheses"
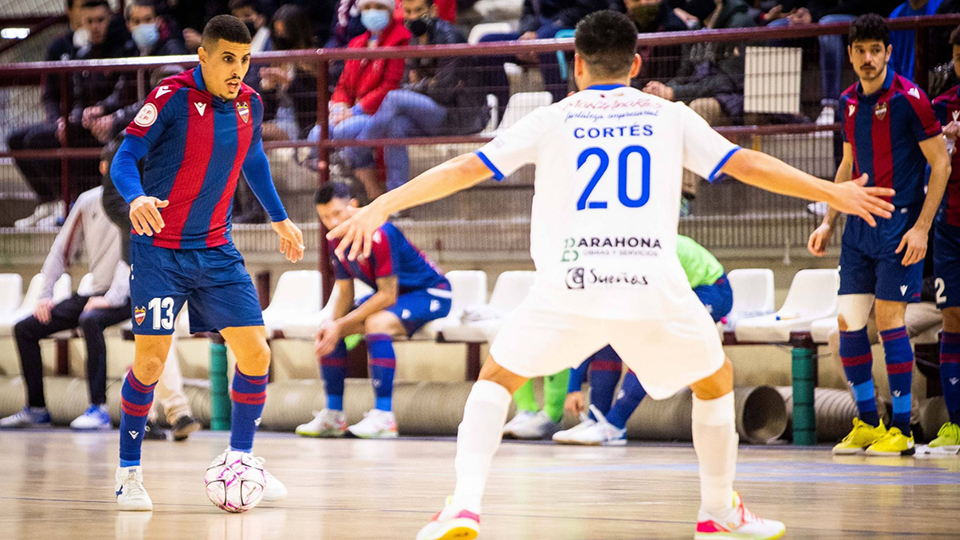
top-left (364, 311), bottom-right (398, 336)
top-left (237, 340), bottom-right (271, 376)
top-left (135, 353), bottom-right (166, 384)
top-left (78, 311), bottom-right (103, 333)
top-left (691, 358), bottom-right (733, 400)
top-left (944, 308), bottom-right (960, 333)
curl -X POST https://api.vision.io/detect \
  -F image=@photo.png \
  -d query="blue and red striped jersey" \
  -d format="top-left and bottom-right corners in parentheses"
top-left (330, 222), bottom-right (447, 294)
top-left (120, 66), bottom-right (286, 249)
top-left (933, 84), bottom-right (960, 226)
top-left (840, 69), bottom-right (941, 208)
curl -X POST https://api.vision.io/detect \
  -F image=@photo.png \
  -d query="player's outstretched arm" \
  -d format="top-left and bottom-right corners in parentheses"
top-left (721, 149), bottom-right (895, 227)
top-left (328, 153), bottom-right (493, 260)
top-left (808, 142), bottom-right (855, 257)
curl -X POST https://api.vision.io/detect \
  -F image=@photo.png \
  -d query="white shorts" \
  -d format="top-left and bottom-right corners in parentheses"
top-left (489, 285), bottom-right (725, 400)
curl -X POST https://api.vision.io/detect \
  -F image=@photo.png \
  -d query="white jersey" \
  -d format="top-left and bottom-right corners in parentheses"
top-left (476, 85), bottom-right (740, 320)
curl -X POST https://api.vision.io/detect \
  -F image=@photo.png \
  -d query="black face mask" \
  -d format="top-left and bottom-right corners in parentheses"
top-left (244, 20), bottom-right (258, 37)
top-left (630, 4), bottom-right (661, 30)
top-left (405, 17), bottom-right (433, 38)
top-left (271, 34), bottom-right (292, 50)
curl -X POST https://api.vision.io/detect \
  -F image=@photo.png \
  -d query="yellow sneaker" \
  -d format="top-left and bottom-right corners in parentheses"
top-left (865, 427), bottom-right (915, 456)
top-left (928, 422), bottom-right (960, 452)
top-left (832, 418), bottom-right (887, 455)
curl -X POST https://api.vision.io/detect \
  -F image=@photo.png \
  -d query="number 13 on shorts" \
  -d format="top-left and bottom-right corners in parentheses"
top-left (147, 297), bottom-right (175, 330)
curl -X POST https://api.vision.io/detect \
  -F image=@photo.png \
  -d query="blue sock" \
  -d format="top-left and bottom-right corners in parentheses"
top-left (604, 371), bottom-right (647, 429)
top-left (941, 332), bottom-right (960, 425)
top-left (587, 345), bottom-right (622, 421)
top-left (839, 328), bottom-right (879, 426)
top-left (367, 333), bottom-right (396, 412)
top-left (880, 327), bottom-right (913, 435)
top-left (321, 340), bottom-right (347, 411)
top-left (229, 368), bottom-right (268, 453)
top-left (119, 371), bottom-right (156, 467)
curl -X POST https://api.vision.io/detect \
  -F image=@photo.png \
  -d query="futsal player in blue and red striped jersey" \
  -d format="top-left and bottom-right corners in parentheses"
top-left (808, 14), bottom-right (952, 456)
top-left (930, 25), bottom-right (960, 452)
top-left (108, 15), bottom-right (304, 510)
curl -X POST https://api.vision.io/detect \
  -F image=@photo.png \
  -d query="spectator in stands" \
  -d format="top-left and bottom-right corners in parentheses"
top-left (761, 1), bottom-right (902, 125)
top-left (642, 0), bottom-right (755, 202)
top-left (259, 4), bottom-right (318, 140)
top-left (478, 0), bottom-right (607, 103)
top-left (230, 0), bottom-right (272, 90)
top-left (8, 0), bottom-right (132, 228)
top-left (342, 0), bottom-right (489, 192)
top-left (98, 138), bottom-right (203, 441)
top-left (618, 0), bottom-right (689, 83)
top-left (83, 0), bottom-right (188, 145)
top-left (0, 186), bottom-right (130, 431)
top-left (309, 0), bottom-right (411, 200)
top-left (163, 0), bottom-right (229, 53)
top-left (328, 0), bottom-right (454, 47)
top-left (889, 0), bottom-right (944, 82)
top-left (670, 0), bottom-right (719, 26)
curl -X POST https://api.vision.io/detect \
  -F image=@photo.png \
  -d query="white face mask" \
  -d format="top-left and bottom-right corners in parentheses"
top-left (73, 27), bottom-right (90, 49)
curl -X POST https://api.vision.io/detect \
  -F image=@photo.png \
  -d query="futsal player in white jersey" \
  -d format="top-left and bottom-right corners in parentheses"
top-left (329, 11), bottom-right (896, 540)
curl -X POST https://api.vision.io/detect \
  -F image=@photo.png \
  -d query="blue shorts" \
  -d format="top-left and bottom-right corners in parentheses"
top-left (130, 242), bottom-right (263, 335)
top-left (839, 210), bottom-right (923, 303)
top-left (356, 281), bottom-right (452, 337)
top-left (693, 274), bottom-right (733, 323)
top-left (935, 219), bottom-right (960, 309)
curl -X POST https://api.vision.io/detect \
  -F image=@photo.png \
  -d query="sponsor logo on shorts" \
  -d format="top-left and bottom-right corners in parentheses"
top-left (561, 236), bottom-right (661, 261)
top-left (134, 306), bottom-right (146, 325)
top-left (565, 267), bottom-right (649, 290)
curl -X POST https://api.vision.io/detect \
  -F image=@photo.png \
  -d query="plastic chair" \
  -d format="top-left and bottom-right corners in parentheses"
top-left (0, 274), bottom-right (23, 315)
top-left (727, 269), bottom-right (776, 319)
top-left (440, 271), bottom-right (535, 343)
top-left (278, 279), bottom-right (374, 340)
top-left (498, 91), bottom-right (553, 132)
top-left (554, 29), bottom-right (575, 81)
top-left (76, 273), bottom-right (95, 297)
top-left (411, 271), bottom-right (489, 340)
top-left (467, 22), bottom-right (514, 45)
top-left (261, 271), bottom-right (322, 337)
top-left (734, 269), bottom-right (840, 343)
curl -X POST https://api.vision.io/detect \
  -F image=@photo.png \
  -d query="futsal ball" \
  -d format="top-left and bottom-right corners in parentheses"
top-left (204, 451), bottom-right (266, 513)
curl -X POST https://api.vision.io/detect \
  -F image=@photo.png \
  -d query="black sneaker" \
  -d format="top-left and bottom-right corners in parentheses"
top-left (172, 415), bottom-right (202, 441)
top-left (143, 419), bottom-right (167, 440)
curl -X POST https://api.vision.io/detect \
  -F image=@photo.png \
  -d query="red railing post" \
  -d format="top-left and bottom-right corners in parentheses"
top-left (59, 67), bottom-right (70, 215)
top-left (317, 56), bottom-right (333, 305)
top-left (914, 25), bottom-right (929, 93)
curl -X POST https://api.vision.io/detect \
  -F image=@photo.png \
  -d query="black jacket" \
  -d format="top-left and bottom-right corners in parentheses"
top-left (616, 1), bottom-right (688, 82)
top-left (519, 0), bottom-right (608, 34)
top-left (405, 19), bottom-right (490, 135)
top-left (43, 31), bottom-right (79, 122)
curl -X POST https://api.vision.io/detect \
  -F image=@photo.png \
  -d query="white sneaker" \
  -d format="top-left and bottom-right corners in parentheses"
top-left (553, 418), bottom-right (597, 444)
top-left (252, 456), bottom-right (287, 501)
top-left (510, 411), bottom-right (561, 440)
top-left (347, 409), bottom-right (398, 439)
top-left (695, 492), bottom-right (785, 539)
top-left (70, 404), bottom-right (111, 430)
top-left (815, 106), bottom-right (835, 126)
top-left (115, 466), bottom-right (153, 511)
top-left (562, 406), bottom-right (626, 446)
top-left (502, 410), bottom-right (538, 438)
top-left (295, 409), bottom-right (347, 438)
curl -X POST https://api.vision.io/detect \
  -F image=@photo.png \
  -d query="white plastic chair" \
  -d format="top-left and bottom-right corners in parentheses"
top-left (468, 22), bottom-right (513, 45)
top-left (497, 92), bottom-right (553, 132)
top-left (0, 274), bottom-right (23, 315)
top-left (261, 271), bottom-right (322, 337)
top-left (278, 279), bottom-right (374, 340)
top-left (411, 271), bottom-right (489, 341)
top-left (727, 269), bottom-right (775, 317)
top-left (809, 316), bottom-right (838, 344)
top-left (440, 271), bottom-right (535, 343)
top-left (0, 273), bottom-right (72, 337)
top-left (76, 273), bottom-right (95, 297)
top-left (52, 274), bottom-right (72, 302)
top-left (734, 269), bottom-right (840, 343)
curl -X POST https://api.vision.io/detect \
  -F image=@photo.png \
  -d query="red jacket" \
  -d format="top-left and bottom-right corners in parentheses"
top-left (331, 21), bottom-right (411, 115)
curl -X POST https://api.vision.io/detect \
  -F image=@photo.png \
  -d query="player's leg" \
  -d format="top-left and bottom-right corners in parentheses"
top-left (348, 310), bottom-right (406, 439)
top-left (502, 379), bottom-right (539, 438)
top-left (934, 307), bottom-right (960, 450)
top-left (508, 371), bottom-right (569, 440)
top-left (559, 348), bottom-right (632, 446)
top-left (72, 303), bottom-right (130, 430)
top-left (299, 316), bottom-right (364, 438)
top-left (154, 333), bottom-right (201, 441)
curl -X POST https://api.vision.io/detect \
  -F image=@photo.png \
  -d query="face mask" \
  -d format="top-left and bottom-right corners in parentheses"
top-left (630, 4), bottom-right (661, 29)
top-left (73, 27), bottom-right (90, 49)
top-left (131, 23), bottom-right (159, 49)
top-left (271, 34), bottom-right (293, 50)
top-left (244, 20), bottom-right (258, 37)
top-left (405, 17), bottom-right (432, 37)
top-left (360, 10), bottom-right (391, 33)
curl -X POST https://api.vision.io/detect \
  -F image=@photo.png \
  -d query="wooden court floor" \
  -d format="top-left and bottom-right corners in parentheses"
top-left (1, 430), bottom-right (958, 540)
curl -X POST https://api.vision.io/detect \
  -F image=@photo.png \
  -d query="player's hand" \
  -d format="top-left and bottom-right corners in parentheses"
top-left (91, 114), bottom-right (113, 143)
top-left (81, 105), bottom-right (103, 129)
top-left (34, 298), bottom-right (55, 324)
top-left (807, 223), bottom-right (833, 257)
top-left (314, 320), bottom-right (342, 358)
top-left (827, 174), bottom-right (895, 227)
top-left (271, 219), bottom-right (305, 263)
top-left (897, 225), bottom-right (929, 266)
top-left (944, 121), bottom-right (960, 140)
top-left (326, 201), bottom-right (390, 261)
top-left (787, 7), bottom-right (812, 24)
top-left (183, 28), bottom-right (202, 51)
top-left (129, 196), bottom-right (169, 237)
top-left (564, 391), bottom-right (585, 417)
top-left (83, 296), bottom-right (111, 312)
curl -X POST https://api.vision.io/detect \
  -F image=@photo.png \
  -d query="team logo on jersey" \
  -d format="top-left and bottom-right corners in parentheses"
top-left (562, 236), bottom-right (661, 261)
top-left (874, 102), bottom-right (888, 121)
top-left (848, 104), bottom-right (856, 117)
top-left (953, 110), bottom-right (960, 122)
top-left (194, 102), bottom-right (207, 116)
top-left (134, 103), bottom-right (158, 127)
top-left (134, 306), bottom-right (146, 325)
top-left (908, 87), bottom-right (921, 99)
top-left (155, 85), bottom-right (171, 97)
top-left (565, 267), bottom-right (649, 290)
top-left (236, 101), bottom-right (250, 123)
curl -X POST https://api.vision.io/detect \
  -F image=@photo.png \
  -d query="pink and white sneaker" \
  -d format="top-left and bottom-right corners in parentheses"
top-left (695, 492), bottom-right (785, 539)
top-left (415, 498), bottom-right (480, 540)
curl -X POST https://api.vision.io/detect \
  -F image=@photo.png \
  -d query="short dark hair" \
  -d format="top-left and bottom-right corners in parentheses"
top-left (849, 13), bottom-right (890, 47)
top-left (951, 25), bottom-right (960, 47)
top-left (271, 4), bottom-right (315, 49)
top-left (202, 14), bottom-right (252, 49)
top-left (574, 11), bottom-right (638, 79)
top-left (315, 182), bottom-right (353, 205)
top-left (125, 0), bottom-right (156, 20)
top-left (228, 0), bottom-right (263, 14)
top-left (80, 0), bottom-right (110, 10)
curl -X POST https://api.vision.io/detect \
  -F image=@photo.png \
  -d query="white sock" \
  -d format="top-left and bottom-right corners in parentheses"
top-left (446, 380), bottom-right (512, 517)
top-left (692, 392), bottom-right (737, 515)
